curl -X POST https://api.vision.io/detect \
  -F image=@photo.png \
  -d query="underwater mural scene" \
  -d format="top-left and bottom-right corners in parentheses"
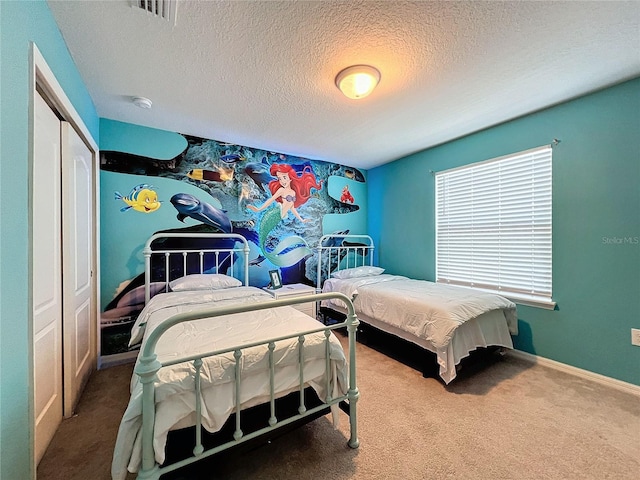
top-left (100, 131), bottom-right (367, 356)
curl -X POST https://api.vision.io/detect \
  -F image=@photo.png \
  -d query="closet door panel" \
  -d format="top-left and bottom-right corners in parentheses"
top-left (33, 91), bottom-right (63, 464)
top-left (62, 122), bottom-right (95, 418)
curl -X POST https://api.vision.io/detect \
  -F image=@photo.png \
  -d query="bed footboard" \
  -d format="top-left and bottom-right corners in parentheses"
top-left (135, 292), bottom-right (359, 480)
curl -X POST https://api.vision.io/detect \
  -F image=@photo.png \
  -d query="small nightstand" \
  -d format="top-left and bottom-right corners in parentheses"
top-left (263, 283), bottom-right (318, 319)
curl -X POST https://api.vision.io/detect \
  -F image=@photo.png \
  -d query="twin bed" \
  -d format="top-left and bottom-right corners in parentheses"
top-left (112, 232), bottom-right (517, 479)
top-left (316, 234), bottom-right (518, 384)
top-left (111, 233), bottom-right (359, 480)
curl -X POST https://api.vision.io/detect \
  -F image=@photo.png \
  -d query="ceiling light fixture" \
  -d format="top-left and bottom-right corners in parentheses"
top-left (132, 96), bottom-right (153, 109)
top-left (335, 65), bottom-right (381, 100)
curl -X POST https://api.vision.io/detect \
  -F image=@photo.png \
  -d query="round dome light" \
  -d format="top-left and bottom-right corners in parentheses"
top-left (335, 65), bottom-right (381, 100)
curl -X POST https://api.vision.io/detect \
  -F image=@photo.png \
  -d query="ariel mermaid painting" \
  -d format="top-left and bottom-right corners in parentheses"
top-left (247, 163), bottom-right (322, 223)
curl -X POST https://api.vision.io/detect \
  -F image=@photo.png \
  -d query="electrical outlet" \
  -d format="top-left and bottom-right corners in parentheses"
top-left (632, 328), bottom-right (640, 347)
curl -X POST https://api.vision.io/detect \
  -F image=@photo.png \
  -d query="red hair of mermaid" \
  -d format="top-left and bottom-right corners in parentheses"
top-left (268, 163), bottom-right (322, 208)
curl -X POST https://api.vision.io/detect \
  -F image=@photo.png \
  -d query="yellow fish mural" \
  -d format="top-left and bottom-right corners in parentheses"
top-left (114, 184), bottom-right (161, 213)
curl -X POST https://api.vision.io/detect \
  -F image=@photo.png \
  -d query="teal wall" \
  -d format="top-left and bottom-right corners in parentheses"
top-left (0, 1), bottom-right (99, 478)
top-left (99, 119), bottom-right (189, 310)
top-left (368, 78), bottom-right (640, 386)
top-left (100, 118), bottom-right (188, 160)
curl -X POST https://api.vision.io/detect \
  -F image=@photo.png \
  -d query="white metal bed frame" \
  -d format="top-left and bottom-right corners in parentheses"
top-left (132, 233), bottom-right (360, 479)
top-left (143, 232), bottom-right (251, 304)
top-left (316, 234), bottom-right (375, 290)
top-left (315, 233), bottom-right (516, 383)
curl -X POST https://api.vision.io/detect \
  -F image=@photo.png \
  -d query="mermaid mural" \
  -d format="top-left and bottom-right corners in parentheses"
top-left (247, 163), bottom-right (323, 267)
top-left (248, 163), bottom-right (322, 221)
top-left (100, 128), bottom-right (366, 355)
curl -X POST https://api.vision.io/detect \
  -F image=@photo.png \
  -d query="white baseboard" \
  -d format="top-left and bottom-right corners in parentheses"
top-left (99, 350), bottom-right (137, 369)
top-left (507, 349), bottom-right (640, 397)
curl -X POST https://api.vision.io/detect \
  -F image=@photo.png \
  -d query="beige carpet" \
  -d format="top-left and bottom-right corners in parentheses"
top-left (38, 331), bottom-right (640, 480)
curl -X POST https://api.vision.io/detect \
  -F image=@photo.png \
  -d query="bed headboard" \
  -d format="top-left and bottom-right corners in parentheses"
top-left (316, 234), bottom-right (375, 289)
top-left (142, 232), bottom-right (250, 303)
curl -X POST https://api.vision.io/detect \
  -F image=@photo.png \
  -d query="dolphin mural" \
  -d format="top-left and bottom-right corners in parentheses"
top-left (244, 160), bottom-right (273, 193)
top-left (249, 254), bottom-right (266, 266)
top-left (170, 193), bottom-right (232, 233)
top-left (321, 229), bottom-right (350, 248)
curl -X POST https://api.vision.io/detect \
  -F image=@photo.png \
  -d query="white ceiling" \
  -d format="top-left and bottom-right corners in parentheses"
top-left (48, 0), bottom-right (640, 170)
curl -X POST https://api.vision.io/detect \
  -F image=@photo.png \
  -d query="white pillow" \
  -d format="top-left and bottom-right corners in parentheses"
top-left (331, 266), bottom-right (385, 279)
top-left (169, 274), bottom-right (242, 291)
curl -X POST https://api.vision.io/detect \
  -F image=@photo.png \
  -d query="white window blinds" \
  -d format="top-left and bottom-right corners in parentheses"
top-left (435, 145), bottom-right (554, 308)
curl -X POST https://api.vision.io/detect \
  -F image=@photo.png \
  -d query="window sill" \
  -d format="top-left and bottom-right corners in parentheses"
top-left (507, 295), bottom-right (556, 310)
top-left (438, 282), bottom-right (556, 310)
top-left (466, 286), bottom-right (556, 310)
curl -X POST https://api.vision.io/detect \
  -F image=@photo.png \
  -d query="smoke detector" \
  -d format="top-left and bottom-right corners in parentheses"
top-left (132, 0), bottom-right (177, 24)
top-left (132, 96), bottom-right (153, 109)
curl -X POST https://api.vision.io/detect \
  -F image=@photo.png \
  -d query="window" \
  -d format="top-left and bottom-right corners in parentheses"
top-left (435, 145), bottom-right (554, 309)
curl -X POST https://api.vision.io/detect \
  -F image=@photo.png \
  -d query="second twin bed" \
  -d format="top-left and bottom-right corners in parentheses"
top-left (317, 234), bottom-right (518, 384)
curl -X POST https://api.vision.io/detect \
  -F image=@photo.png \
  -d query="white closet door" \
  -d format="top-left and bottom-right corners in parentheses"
top-left (61, 122), bottom-right (95, 417)
top-left (33, 92), bottom-right (63, 464)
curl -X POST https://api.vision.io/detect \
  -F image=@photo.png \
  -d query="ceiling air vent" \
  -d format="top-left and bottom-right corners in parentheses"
top-left (132, 0), bottom-right (177, 24)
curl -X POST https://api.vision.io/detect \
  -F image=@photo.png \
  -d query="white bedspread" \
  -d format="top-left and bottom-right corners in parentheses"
top-left (323, 275), bottom-right (517, 383)
top-left (112, 287), bottom-right (348, 480)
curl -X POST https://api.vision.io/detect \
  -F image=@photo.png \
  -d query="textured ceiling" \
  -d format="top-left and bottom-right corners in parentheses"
top-left (48, 0), bottom-right (640, 169)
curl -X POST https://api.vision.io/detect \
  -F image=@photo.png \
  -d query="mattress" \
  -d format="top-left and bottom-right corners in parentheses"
top-left (322, 274), bottom-right (517, 383)
top-left (112, 286), bottom-right (348, 480)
